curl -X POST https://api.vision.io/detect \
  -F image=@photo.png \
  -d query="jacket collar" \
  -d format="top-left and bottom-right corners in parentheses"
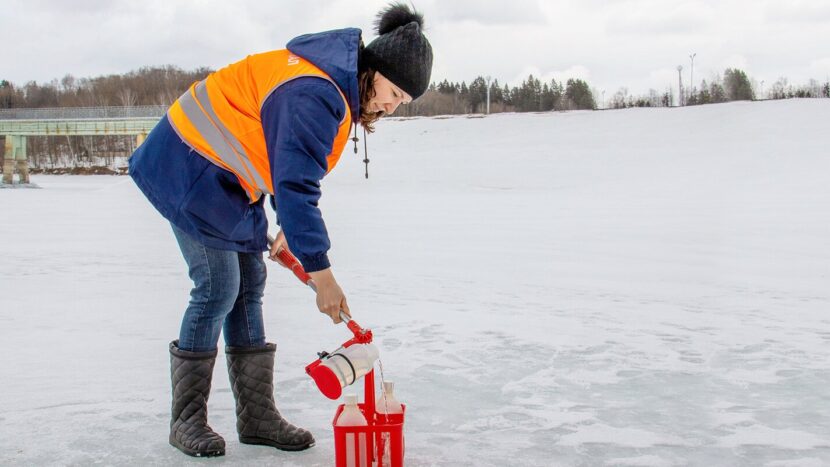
top-left (287, 28), bottom-right (361, 119)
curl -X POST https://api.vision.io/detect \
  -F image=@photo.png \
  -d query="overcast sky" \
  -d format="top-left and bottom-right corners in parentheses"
top-left (3, 0), bottom-right (829, 100)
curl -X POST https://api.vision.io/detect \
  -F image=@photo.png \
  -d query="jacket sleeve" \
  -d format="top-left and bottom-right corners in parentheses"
top-left (261, 77), bottom-right (346, 272)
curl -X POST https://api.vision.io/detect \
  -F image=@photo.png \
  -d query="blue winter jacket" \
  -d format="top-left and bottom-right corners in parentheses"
top-left (128, 28), bottom-right (362, 272)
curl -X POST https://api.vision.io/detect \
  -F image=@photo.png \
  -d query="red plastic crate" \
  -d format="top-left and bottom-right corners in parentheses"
top-left (332, 370), bottom-right (406, 467)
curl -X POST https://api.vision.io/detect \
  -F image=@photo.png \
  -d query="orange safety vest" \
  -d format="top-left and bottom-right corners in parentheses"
top-left (167, 49), bottom-right (353, 203)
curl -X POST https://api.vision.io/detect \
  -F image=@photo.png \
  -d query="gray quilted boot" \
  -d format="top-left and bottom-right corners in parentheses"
top-left (169, 341), bottom-right (226, 457)
top-left (226, 343), bottom-right (315, 451)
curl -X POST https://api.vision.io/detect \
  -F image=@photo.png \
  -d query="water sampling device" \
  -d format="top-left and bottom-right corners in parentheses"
top-left (271, 240), bottom-right (406, 466)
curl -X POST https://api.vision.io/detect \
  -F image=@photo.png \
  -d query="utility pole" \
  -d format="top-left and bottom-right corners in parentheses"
top-left (677, 65), bottom-right (684, 106)
top-left (689, 53), bottom-right (696, 102)
top-left (486, 75), bottom-right (491, 114)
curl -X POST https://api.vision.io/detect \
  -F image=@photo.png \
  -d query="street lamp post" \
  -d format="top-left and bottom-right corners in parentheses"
top-left (689, 53), bottom-right (696, 102)
top-left (486, 75), bottom-right (491, 114)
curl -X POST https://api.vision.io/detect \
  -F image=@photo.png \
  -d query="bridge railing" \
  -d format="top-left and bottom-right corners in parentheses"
top-left (0, 106), bottom-right (167, 120)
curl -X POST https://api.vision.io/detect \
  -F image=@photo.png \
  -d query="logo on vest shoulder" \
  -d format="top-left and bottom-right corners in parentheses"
top-left (287, 54), bottom-right (300, 66)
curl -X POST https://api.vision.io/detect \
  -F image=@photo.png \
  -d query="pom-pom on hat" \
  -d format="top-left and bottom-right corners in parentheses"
top-left (361, 2), bottom-right (433, 100)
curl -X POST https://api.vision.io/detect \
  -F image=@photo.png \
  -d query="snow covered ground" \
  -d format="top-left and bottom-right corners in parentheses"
top-left (1, 99), bottom-right (829, 466)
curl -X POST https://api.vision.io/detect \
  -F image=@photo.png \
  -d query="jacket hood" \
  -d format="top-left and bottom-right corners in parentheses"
top-left (286, 28), bottom-right (361, 119)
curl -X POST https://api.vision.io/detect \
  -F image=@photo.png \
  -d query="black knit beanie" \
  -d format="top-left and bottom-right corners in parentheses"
top-left (361, 3), bottom-right (433, 100)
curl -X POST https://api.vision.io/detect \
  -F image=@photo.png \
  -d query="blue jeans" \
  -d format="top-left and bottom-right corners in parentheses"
top-left (172, 224), bottom-right (267, 352)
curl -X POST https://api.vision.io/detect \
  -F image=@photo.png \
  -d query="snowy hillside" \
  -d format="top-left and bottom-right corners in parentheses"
top-left (1, 99), bottom-right (829, 466)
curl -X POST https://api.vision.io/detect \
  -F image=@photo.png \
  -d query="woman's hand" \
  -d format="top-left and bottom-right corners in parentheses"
top-left (308, 268), bottom-right (350, 324)
top-left (268, 230), bottom-right (289, 265)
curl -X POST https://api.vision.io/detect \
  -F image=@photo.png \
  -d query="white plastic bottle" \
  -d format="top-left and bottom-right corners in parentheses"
top-left (324, 343), bottom-right (380, 389)
top-left (336, 394), bottom-right (368, 467)
top-left (375, 381), bottom-right (403, 417)
top-left (375, 381), bottom-right (403, 465)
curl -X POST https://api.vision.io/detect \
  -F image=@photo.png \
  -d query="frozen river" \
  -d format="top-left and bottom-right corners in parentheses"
top-left (1, 99), bottom-right (829, 466)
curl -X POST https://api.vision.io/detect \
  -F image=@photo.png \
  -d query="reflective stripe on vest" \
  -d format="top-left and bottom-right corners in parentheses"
top-left (167, 50), bottom-right (352, 203)
top-left (179, 81), bottom-right (271, 199)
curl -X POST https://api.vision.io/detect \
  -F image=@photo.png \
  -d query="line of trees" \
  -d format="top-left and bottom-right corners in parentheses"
top-left (609, 68), bottom-right (830, 109)
top-left (0, 65), bottom-right (211, 108)
top-left (396, 76), bottom-right (596, 117)
top-left (3, 66), bottom-right (827, 115)
top-left (767, 77), bottom-right (830, 100)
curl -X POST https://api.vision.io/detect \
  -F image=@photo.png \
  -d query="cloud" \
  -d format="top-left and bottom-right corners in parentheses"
top-left (23, 0), bottom-right (114, 14)
top-left (809, 58), bottom-right (830, 78)
top-left (435, 0), bottom-right (547, 26)
top-left (719, 54), bottom-right (750, 72)
top-left (646, 68), bottom-right (682, 92)
top-left (606, 2), bottom-right (714, 35)
top-left (509, 65), bottom-right (592, 87)
top-left (2, 0), bottom-right (829, 97)
top-left (765, 0), bottom-right (830, 24)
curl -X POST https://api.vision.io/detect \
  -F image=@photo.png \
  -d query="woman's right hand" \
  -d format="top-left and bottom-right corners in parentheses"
top-left (308, 268), bottom-right (350, 324)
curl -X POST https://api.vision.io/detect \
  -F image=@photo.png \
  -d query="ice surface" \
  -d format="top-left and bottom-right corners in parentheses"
top-left (1, 100), bottom-right (829, 466)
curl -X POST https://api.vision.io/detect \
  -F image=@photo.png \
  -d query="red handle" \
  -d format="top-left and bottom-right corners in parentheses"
top-left (275, 247), bottom-right (313, 286)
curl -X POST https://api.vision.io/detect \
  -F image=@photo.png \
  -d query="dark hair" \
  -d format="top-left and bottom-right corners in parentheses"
top-left (358, 68), bottom-right (382, 133)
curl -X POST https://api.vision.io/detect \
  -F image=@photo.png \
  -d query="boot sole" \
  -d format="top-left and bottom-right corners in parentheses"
top-left (239, 435), bottom-right (315, 451)
top-left (170, 437), bottom-right (225, 457)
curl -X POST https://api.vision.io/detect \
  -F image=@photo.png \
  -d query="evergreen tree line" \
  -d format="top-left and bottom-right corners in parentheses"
top-left (394, 76), bottom-right (596, 117)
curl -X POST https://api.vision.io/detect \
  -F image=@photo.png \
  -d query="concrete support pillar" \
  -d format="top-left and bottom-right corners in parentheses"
top-left (2, 136), bottom-right (13, 184)
top-left (14, 135), bottom-right (28, 184)
top-left (16, 160), bottom-right (29, 184)
top-left (1, 135), bottom-right (28, 184)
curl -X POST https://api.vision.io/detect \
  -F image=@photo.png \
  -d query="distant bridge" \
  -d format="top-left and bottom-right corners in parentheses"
top-left (0, 106), bottom-right (165, 184)
top-left (0, 105), bottom-right (165, 136)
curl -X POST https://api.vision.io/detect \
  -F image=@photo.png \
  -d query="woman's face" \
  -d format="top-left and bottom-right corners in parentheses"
top-left (367, 71), bottom-right (412, 116)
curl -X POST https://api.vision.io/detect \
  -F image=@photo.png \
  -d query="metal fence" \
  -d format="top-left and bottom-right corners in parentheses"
top-left (0, 106), bottom-right (167, 120)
